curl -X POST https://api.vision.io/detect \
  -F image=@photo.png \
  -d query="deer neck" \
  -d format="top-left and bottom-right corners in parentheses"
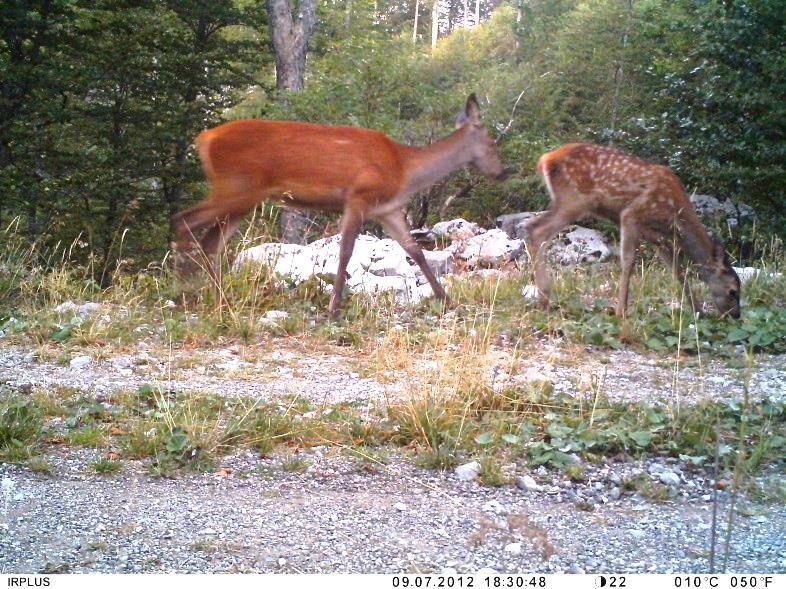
top-left (400, 128), bottom-right (474, 195)
top-left (676, 210), bottom-right (715, 268)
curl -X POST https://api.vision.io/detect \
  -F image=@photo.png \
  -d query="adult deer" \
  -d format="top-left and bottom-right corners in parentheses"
top-left (524, 143), bottom-right (741, 318)
top-left (171, 94), bottom-right (504, 315)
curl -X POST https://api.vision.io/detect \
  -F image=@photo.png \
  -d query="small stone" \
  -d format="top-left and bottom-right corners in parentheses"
top-left (54, 301), bottom-right (78, 314)
top-left (476, 567), bottom-right (498, 575)
top-left (264, 310), bottom-right (289, 321)
top-left (199, 528), bottom-right (217, 536)
top-left (393, 502), bottom-right (407, 512)
top-left (648, 463), bottom-right (665, 475)
top-left (629, 529), bottom-right (645, 540)
top-left (516, 475), bottom-right (539, 492)
top-left (482, 500), bottom-right (505, 514)
top-left (504, 542), bottom-right (522, 555)
top-left (69, 355), bottom-right (92, 369)
top-left (609, 487), bottom-right (621, 500)
top-left (659, 472), bottom-right (681, 486)
top-left (569, 564), bottom-right (585, 574)
top-left (454, 461), bottom-right (481, 481)
top-left (441, 567), bottom-right (458, 575)
top-left (78, 302), bottom-right (101, 316)
top-left (521, 284), bottom-right (540, 300)
top-left (278, 558), bottom-right (286, 566)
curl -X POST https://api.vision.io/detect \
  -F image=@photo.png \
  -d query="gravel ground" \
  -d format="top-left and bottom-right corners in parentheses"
top-left (2, 450), bottom-right (785, 574)
top-left (1, 344), bottom-right (784, 406)
top-left (0, 343), bottom-right (784, 574)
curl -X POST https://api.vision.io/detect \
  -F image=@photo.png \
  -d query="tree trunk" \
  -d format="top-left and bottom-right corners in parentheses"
top-left (267, 0), bottom-right (317, 243)
top-left (431, 0), bottom-right (439, 48)
top-left (474, 0), bottom-right (480, 27)
top-left (412, 0), bottom-right (419, 42)
top-left (267, 0), bottom-right (317, 93)
top-left (344, 0), bottom-right (352, 32)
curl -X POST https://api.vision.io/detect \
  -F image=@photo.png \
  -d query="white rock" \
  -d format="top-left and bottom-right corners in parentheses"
top-left (659, 472), bottom-right (681, 486)
top-left (69, 355), bottom-right (92, 369)
top-left (423, 249), bottom-right (455, 276)
top-left (234, 242), bottom-right (317, 283)
top-left (77, 302), bottom-right (101, 316)
top-left (497, 212), bottom-right (540, 239)
top-left (550, 226), bottom-right (612, 264)
top-left (393, 502), bottom-right (407, 511)
top-left (454, 461), bottom-right (481, 481)
top-left (112, 356), bottom-right (134, 369)
top-left (432, 218), bottom-right (485, 239)
top-left (733, 266), bottom-right (782, 282)
top-left (609, 487), bottom-right (621, 500)
top-left (264, 310), bottom-right (289, 321)
top-left (521, 284), bottom-right (540, 300)
top-left (311, 233), bottom-right (378, 277)
top-left (449, 229), bottom-right (525, 267)
top-left (690, 194), bottom-right (756, 226)
top-left (504, 542), bottom-right (522, 555)
top-left (368, 252), bottom-right (413, 278)
top-left (516, 475), bottom-right (539, 492)
top-left (54, 301), bottom-right (78, 314)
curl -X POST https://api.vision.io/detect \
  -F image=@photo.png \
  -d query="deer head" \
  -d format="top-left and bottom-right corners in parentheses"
top-left (455, 94), bottom-right (504, 179)
top-left (702, 241), bottom-right (741, 318)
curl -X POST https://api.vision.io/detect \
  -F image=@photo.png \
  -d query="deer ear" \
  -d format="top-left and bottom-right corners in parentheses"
top-left (455, 94), bottom-right (482, 128)
top-left (465, 93), bottom-right (481, 124)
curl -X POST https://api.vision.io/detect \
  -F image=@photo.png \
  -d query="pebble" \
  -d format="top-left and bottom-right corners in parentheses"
top-left (70, 356), bottom-right (92, 369)
top-left (454, 461), bottom-right (481, 481)
top-left (659, 472), bottom-right (681, 486)
top-left (516, 475), bottom-right (539, 492)
top-left (504, 543), bottom-right (522, 555)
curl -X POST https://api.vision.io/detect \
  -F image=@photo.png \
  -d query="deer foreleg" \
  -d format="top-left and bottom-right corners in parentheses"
top-left (522, 206), bottom-right (581, 309)
top-left (617, 212), bottom-right (644, 318)
top-left (645, 232), bottom-right (703, 314)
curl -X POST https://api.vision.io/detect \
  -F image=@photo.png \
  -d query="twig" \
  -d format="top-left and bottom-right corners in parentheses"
top-left (495, 72), bottom-right (551, 139)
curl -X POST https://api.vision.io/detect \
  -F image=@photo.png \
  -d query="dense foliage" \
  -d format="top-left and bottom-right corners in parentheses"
top-left (1, 0), bottom-right (783, 277)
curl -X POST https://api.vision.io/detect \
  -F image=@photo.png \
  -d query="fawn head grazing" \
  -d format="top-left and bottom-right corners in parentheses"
top-left (703, 240), bottom-right (741, 319)
top-left (455, 94), bottom-right (504, 179)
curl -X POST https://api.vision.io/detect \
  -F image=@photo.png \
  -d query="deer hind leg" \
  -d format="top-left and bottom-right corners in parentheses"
top-left (376, 211), bottom-right (448, 304)
top-left (329, 207), bottom-right (364, 317)
top-left (522, 204), bottom-right (583, 309)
